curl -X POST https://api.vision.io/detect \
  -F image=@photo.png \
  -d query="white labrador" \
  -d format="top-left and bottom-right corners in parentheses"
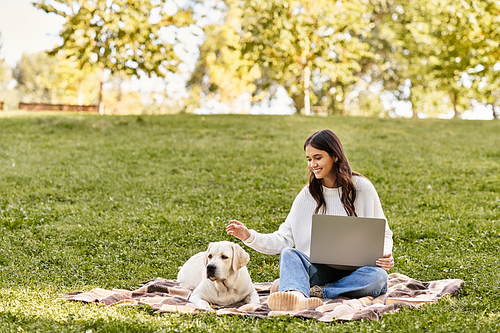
top-left (177, 241), bottom-right (260, 310)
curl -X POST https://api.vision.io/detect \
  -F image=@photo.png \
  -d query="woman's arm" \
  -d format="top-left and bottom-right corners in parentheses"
top-left (226, 187), bottom-right (313, 255)
top-left (226, 218), bottom-right (295, 255)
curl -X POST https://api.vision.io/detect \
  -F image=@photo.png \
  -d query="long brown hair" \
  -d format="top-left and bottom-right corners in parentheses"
top-left (304, 129), bottom-right (360, 216)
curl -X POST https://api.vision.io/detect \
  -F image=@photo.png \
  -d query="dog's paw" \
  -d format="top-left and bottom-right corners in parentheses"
top-left (244, 291), bottom-right (260, 304)
top-left (195, 300), bottom-right (213, 311)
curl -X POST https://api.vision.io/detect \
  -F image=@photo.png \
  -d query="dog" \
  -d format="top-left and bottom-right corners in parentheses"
top-left (177, 241), bottom-right (260, 310)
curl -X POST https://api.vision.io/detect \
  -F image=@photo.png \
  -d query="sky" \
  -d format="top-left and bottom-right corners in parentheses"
top-left (0, 0), bottom-right (65, 66)
top-left (0, 0), bottom-right (494, 119)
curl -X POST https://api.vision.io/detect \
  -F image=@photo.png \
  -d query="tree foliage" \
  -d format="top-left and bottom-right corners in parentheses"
top-left (477, 66), bottom-right (500, 119)
top-left (421, 0), bottom-right (500, 117)
top-left (238, 0), bottom-right (373, 113)
top-left (13, 52), bottom-right (59, 103)
top-left (52, 55), bottom-right (100, 105)
top-left (26, 0), bottom-right (500, 118)
top-left (0, 32), bottom-right (6, 83)
top-left (0, 31), bottom-right (11, 91)
top-left (13, 51), bottom-right (100, 105)
top-left (188, 0), bottom-right (261, 113)
top-left (0, 31), bottom-right (15, 110)
top-left (188, 0), bottom-right (377, 114)
top-left (34, 0), bottom-right (195, 77)
top-left (373, 0), bottom-right (500, 117)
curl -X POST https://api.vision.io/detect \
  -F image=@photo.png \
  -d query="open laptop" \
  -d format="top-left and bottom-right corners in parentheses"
top-left (309, 214), bottom-right (385, 267)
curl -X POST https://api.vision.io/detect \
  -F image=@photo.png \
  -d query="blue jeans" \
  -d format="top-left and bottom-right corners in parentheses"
top-left (278, 248), bottom-right (388, 299)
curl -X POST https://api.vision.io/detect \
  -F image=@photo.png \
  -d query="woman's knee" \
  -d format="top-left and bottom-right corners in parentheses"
top-left (358, 266), bottom-right (387, 278)
top-left (279, 247), bottom-right (300, 260)
top-left (279, 248), bottom-right (294, 264)
top-left (359, 266), bottom-right (388, 294)
top-left (279, 248), bottom-right (309, 267)
top-left (280, 247), bottom-right (296, 255)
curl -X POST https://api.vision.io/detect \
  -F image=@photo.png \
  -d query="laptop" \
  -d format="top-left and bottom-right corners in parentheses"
top-left (309, 214), bottom-right (385, 267)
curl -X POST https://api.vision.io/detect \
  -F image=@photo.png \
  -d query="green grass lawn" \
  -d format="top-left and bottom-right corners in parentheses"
top-left (0, 114), bottom-right (499, 332)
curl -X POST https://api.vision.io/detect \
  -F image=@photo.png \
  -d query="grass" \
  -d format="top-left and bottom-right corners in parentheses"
top-left (0, 113), bottom-right (499, 332)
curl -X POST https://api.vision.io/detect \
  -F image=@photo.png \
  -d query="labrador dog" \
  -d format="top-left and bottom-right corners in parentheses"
top-left (177, 241), bottom-right (260, 310)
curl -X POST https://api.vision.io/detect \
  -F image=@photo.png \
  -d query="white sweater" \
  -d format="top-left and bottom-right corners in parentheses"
top-left (243, 176), bottom-right (393, 258)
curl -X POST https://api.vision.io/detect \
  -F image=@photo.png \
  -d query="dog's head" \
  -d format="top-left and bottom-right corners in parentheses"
top-left (203, 241), bottom-right (250, 282)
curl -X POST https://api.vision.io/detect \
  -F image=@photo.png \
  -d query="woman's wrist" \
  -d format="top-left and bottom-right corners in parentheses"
top-left (243, 230), bottom-right (255, 243)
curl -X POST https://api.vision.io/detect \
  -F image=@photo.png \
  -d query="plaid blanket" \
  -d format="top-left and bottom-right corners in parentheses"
top-left (59, 273), bottom-right (464, 322)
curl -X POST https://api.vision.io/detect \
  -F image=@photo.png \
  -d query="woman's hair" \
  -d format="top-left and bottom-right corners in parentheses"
top-left (304, 129), bottom-right (361, 216)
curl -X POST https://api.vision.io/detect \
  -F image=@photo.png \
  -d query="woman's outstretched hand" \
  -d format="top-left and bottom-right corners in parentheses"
top-left (376, 253), bottom-right (394, 271)
top-left (226, 220), bottom-right (251, 242)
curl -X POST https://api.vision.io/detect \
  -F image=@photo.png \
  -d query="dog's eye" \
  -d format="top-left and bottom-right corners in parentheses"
top-left (221, 255), bottom-right (228, 260)
top-left (208, 254), bottom-right (212, 259)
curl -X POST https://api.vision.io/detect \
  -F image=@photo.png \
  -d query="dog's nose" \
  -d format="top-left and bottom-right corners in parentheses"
top-left (206, 264), bottom-right (217, 277)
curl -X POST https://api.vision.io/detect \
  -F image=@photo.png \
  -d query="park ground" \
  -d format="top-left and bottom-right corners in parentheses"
top-left (0, 113), bottom-right (499, 332)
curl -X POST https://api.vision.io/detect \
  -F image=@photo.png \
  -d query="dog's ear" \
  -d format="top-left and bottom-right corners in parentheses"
top-left (204, 242), bottom-right (214, 267)
top-left (231, 242), bottom-right (250, 271)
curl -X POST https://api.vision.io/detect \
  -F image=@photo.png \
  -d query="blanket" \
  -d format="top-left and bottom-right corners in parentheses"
top-left (58, 273), bottom-right (464, 322)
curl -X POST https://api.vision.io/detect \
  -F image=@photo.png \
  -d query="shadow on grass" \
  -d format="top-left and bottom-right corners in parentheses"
top-left (0, 309), bottom-right (155, 333)
top-left (0, 306), bottom-right (330, 333)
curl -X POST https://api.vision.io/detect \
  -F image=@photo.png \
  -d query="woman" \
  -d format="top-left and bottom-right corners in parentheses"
top-left (226, 129), bottom-right (394, 311)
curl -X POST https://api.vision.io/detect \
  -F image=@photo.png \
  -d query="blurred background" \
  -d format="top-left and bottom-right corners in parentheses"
top-left (0, 0), bottom-right (498, 119)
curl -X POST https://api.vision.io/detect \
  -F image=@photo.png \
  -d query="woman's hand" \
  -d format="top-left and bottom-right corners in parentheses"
top-left (376, 253), bottom-right (394, 271)
top-left (226, 220), bottom-right (251, 241)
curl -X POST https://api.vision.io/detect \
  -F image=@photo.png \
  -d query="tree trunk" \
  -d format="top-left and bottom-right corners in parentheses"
top-left (327, 85), bottom-right (338, 114)
top-left (449, 90), bottom-right (460, 118)
top-left (78, 88), bottom-right (83, 106)
top-left (117, 77), bottom-right (122, 103)
top-left (411, 107), bottom-right (418, 118)
top-left (338, 85), bottom-right (346, 115)
top-left (493, 98), bottom-right (499, 119)
top-left (50, 88), bottom-right (57, 104)
top-left (409, 87), bottom-right (418, 118)
top-left (342, 85), bottom-right (347, 115)
top-left (303, 66), bottom-right (311, 116)
top-left (292, 94), bottom-right (305, 114)
top-left (115, 74), bottom-right (123, 114)
top-left (98, 66), bottom-right (104, 115)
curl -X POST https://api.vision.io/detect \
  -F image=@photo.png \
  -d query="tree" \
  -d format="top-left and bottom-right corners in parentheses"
top-left (376, 0), bottom-right (500, 118)
top-left (0, 31), bottom-right (6, 83)
top-left (13, 51), bottom-right (99, 105)
top-left (323, 0), bottom-right (398, 116)
top-left (14, 52), bottom-right (59, 103)
top-left (0, 31), bottom-right (12, 89)
top-left (422, 0), bottom-right (495, 118)
top-left (362, 0), bottom-right (436, 118)
top-left (475, 65), bottom-right (500, 119)
top-left (52, 54), bottom-right (100, 105)
top-left (102, 78), bottom-right (143, 114)
top-left (457, 0), bottom-right (500, 119)
top-left (34, 0), bottom-right (195, 112)
top-left (0, 31), bottom-right (14, 110)
top-left (238, 0), bottom-right (373, 114)
top-left (188, 0), bottom-right (261, 113)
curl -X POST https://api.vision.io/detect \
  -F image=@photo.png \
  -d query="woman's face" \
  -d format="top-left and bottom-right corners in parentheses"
top-left (305, 145), bottom-right (337, 186)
